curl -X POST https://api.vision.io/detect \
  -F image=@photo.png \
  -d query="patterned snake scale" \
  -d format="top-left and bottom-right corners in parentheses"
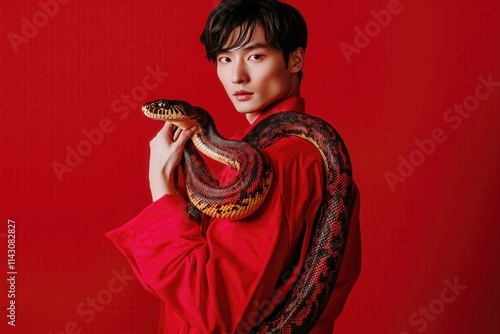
top-left (142, 99), bottom-right (353, 333)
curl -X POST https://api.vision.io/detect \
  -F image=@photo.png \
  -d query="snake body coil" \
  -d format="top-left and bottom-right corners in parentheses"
top-left (143, 99), bottom-right (353, 333)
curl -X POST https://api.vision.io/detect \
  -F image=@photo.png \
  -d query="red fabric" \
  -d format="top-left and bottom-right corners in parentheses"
top-left (106, 97), bottom-right (361, 333)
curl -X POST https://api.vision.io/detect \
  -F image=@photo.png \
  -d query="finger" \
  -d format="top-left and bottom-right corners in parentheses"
top-left (155, 122), bottom-right (176, 143)
top-left (173, 126), bottom-right (182, 141)
top-left (176, 126), bottom-right (198, 146)
top-left (162, 122), bottom-right (175, 135)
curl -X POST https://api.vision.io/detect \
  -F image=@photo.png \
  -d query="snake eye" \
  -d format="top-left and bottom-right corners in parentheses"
top-left (160, 101), bottom-right (169, 109)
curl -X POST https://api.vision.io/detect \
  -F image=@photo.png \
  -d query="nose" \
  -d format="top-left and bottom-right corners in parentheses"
top-left (231, 59), bottom-right (249, 84)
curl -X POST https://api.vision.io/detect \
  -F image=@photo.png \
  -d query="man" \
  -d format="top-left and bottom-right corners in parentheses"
top-left (106, 0), bottom-right (361, 332)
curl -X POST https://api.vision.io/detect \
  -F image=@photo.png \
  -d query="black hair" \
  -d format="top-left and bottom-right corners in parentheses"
top-left (200, 0), bottom-right (307, 83)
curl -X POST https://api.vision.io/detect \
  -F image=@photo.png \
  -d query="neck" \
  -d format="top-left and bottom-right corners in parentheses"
top-left (246, 91), bottom-right (301, 124)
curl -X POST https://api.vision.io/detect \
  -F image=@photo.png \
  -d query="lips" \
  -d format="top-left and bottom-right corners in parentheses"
top-left (233, 90), bottom-right (253, 101)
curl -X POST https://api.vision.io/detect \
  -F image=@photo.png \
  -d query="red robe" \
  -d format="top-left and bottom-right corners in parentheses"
top-left (106, 97), bottom-right (361, 333)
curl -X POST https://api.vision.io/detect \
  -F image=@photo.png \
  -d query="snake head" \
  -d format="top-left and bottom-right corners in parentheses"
top-left (142, 99), bottom-right (197, 118)
top-left (142, 99), bottom-right (202, 130)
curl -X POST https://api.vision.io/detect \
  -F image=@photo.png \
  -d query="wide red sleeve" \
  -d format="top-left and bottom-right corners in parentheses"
top-left (105, 136), bottom-right (324, 333)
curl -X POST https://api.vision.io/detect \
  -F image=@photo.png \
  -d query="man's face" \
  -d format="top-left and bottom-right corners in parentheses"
top-left (216, 24), bottom-right (299, 123)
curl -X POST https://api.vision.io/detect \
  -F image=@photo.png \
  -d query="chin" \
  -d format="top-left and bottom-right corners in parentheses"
top-left (235, 107), bottom-right (254, 113)
top-left (233, 103), bottom-right (257, 114)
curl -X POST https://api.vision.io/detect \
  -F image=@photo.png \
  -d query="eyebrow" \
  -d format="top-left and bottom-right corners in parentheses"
top-left (241, 42), bottom-right (269, 51)
top-left (220, 42), bottom-right (269, 54)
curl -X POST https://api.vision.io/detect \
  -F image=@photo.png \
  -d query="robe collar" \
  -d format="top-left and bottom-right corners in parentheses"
top-left (234, 96), bottom-right (305, 140)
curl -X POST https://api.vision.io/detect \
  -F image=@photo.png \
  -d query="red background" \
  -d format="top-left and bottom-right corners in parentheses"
top-left (1, 0), bottom-right (499, 333)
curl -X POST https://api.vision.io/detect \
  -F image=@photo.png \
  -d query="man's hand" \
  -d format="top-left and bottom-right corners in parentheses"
top-left (149, 122), bottom-right (196, 201)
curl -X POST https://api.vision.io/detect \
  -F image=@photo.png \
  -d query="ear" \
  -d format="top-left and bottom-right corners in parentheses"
top-left (289, 47), bottom-right (305, 74)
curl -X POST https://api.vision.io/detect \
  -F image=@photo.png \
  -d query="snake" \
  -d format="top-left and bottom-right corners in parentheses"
top-left (143, 99), bottom-right (353, 333)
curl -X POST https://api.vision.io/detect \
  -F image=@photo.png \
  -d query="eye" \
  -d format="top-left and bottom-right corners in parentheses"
top-left (248, 54), bottom-right (264, 61)
top-left (218, 56), bottom-right (231, 64)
